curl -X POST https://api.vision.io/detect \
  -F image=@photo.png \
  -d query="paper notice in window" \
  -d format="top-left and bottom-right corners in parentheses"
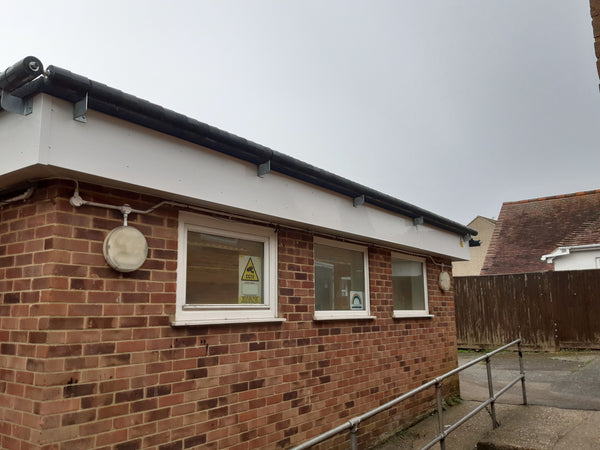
top-left (239, 255), bottom-right (263, 304)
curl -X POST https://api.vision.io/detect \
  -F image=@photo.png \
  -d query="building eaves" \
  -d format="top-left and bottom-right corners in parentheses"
top-left (2, 57), bottom-right (476, 238)
top-left (541, 244), bottom-right (600, 263)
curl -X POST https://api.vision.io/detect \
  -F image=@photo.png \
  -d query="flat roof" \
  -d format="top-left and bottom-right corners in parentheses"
top-left (1, 56), bottom-right (475, 238)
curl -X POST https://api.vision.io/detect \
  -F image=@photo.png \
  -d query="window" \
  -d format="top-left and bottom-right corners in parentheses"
top-left (392, 253), bottom-right (430, 317)
top-left (173, 212), bottom-right (282, 325)
top-left (313, 237), bottom-right (372, 320)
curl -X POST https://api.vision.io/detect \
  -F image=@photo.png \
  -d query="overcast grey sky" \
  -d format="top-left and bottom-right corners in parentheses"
top-left (2, 1), bottom-right (599, 225)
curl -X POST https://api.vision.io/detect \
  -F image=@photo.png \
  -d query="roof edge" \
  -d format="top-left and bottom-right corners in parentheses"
top-left (541, 243), bottom-right (600, 262)
top-left (2, 57), bottom-right (475, 238)
top-left (504, 189), bottom-right (600, 206)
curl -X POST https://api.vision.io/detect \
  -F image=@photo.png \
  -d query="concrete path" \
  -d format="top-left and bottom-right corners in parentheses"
top-left (374, 401), bottom-right (600, 449)
top-left (459, 351), bottom-right (600, 410)
top-left (373, 350), bottom-right (600, 449)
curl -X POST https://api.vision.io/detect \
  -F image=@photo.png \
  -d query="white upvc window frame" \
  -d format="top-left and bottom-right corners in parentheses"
top-left (313, 237), bottom-right (374, 321)
top-left (391, 253), bottom-right (432, 318)
top-left (172, 211), bottom-right (283, 326)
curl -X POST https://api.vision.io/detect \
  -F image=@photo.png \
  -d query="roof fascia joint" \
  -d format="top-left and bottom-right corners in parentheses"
top-left (257, 160), bottom-right (271, 178)
top-left (353, 195), bottom-right (365, 207)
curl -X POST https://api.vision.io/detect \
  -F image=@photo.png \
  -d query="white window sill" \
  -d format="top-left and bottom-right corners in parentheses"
top-left (392, 313), bottom-right (434, 319)
top-left (313, 314), bottom-right (377, 321)
top-left (170, 317), bottom-right (286, 326)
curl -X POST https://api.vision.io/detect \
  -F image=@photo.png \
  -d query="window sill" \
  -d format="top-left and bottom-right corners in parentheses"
top-left (170, 317), bottom-right (286, 326)
top-left (313, 314), bottom-right (377, 321)
top-left (392, 313), bottom-right (434, 319)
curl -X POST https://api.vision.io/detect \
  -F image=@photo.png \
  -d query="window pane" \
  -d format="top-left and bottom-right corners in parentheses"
top-left (392, 259), bottom-right (425, 310)
top-left (315, 243), bottom-right (365, 311)
top-left (186, 231), bottom-right (264, 305)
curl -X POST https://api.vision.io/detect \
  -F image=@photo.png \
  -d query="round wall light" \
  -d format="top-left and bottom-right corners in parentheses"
top-left (103, 226), bottom-right (148, 272)
top-left (438, 271), bottom-right (451, 292)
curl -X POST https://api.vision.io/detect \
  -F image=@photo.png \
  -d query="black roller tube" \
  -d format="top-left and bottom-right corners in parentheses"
top-left (0, 56), bottom-right (43, 92)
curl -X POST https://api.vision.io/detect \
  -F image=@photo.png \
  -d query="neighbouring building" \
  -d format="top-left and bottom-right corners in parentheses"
top-left (591, 0), bottom-right (600, 89)
top-left (0, 57), bottom-right (475, 449)
top-left (481, 190), bottom-right (600, 275)
top-left (452, 216), bottom-right (496, 276)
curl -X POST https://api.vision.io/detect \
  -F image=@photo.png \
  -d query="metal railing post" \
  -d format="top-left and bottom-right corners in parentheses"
top-left (292, 339), bottom-right (525, 450)
top-left (351, 426), bottom-right (358, 450)
top-left (435, 381), bottom-right (446, 450)
top-left (485, 356), bottom-right (499, 429)
top-left (350, 418), bottom-right (359, 450)
top-left (518, 340), bottom-right (528, 405)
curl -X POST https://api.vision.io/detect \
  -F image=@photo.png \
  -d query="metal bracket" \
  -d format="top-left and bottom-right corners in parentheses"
top-left (120, 204), bottom-right (132, 226)
top-left (0, 90), bottom-right (33, 115)
top-left (73, 93), bottom-right (88, 123)
top-left (353, 195), bottom-right (365, 207)
top-left (257, 160), bottom-right (271, 178)
top-left (413, 216), bottom-right (424, 226)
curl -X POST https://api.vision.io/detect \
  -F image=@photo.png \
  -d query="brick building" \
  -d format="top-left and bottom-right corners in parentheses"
top-left (0, 57), bottom-right (475, 449)
top-left (481, 190), bottom-right (600, 275)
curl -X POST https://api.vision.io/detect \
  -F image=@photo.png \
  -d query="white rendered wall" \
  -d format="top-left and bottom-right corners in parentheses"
top-left (0, 94), bottom-right (470, 260)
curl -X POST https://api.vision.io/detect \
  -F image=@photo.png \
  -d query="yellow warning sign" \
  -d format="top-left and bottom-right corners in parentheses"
top-left (239, 296), bottom-right (261, 304)
top-left (241, 257), bottom-right (260, 281)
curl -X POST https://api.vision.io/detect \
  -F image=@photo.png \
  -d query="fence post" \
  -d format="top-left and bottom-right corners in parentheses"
top-left (485, 356), bottom-right (499, 429)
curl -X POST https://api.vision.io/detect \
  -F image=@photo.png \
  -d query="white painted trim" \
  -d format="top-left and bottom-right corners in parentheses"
top-left (313, 315), bottom-right (377, 321)
top-left (176, 211), bottom-right (279, 324)
top-left (391, 252), bottom-right (430, 317)
top-left (392, 314), bottom-right (434, 319)
top-left (313, 237), bottom-right (371, 319)
top-left (541, 244), bottom-right (600, 263)
top-left (170, 317), bottom-right (286, 326)
top-left (0, 95), bottom-right (470, 261)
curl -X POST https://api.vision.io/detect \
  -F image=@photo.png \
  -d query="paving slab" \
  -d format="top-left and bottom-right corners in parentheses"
top-left (373, 400), bottom-right (521, 449)
top-left (373, 401), bottom-right (600, 450)
top-left (477, 405), bottom-right (600, 450)
top-left (459, 351), bottom-right (600, 410)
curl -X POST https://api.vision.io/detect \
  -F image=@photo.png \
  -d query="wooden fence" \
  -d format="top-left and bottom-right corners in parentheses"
top-left (454, 270), bottom-right (600, 351)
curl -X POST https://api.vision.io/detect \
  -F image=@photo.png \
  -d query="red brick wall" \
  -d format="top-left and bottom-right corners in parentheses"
top-left (0, 180), bottom-right (459, 450)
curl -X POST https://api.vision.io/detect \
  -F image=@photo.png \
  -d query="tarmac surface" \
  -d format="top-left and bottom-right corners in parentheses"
top-left (372, 350), bottom-right (600, 449)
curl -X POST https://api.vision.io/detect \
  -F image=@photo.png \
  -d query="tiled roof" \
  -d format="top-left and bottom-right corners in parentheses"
top-left (481, 190), bottom-right (600, 275)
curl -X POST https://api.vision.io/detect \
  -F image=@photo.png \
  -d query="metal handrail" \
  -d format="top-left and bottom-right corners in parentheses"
top-left (292, 338), bottom-right (526, 450)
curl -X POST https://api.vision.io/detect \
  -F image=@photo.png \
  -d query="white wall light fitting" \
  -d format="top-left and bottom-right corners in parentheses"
top-left (69, 181), bottom-right (151, 272)
top-left (103, 226), bottom-right (148, 272)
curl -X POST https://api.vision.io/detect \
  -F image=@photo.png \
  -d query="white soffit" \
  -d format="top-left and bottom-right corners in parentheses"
top-left (541, 244), bottom-right (600, 263)
top-left (0, 94), bottom-right (470, 260)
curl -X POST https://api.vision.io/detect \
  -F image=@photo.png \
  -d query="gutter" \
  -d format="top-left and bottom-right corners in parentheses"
top-left (2, 57), bottom-right (477, 239)
top-left (541, 244), bottom-right (600, 263)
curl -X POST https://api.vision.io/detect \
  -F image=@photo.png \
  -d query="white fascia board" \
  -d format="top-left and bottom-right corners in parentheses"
top-left (542, 244), bottom-right (600, 263)
top-left (0, 95), bottom-right (52, 177)
top-left (0, 95), bottom-right (469, 260)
